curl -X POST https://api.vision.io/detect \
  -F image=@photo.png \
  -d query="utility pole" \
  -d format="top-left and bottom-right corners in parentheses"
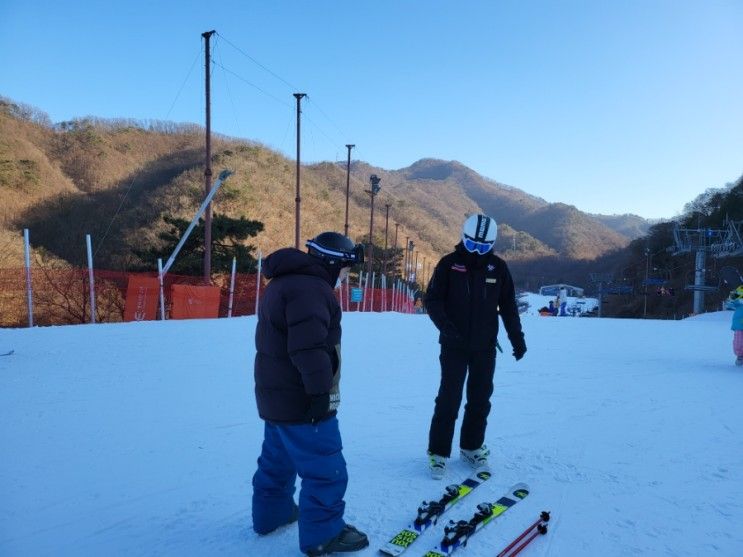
top-left (366, 175), bottom-right (381, 275)
top-left (383, 203), bottom-right (391, 275)
top-left (403, 236), bottom-right (410, 283)
top-left (344, 144), bottom-right (354, 237)
top-left (293, 93), bottom-right (306, 249)
top-left (644, 248), bottom-right (649, 318)
top-left (202, 30), bottom-right (216, 283)
top-left (393, 223), bottom-right (400, 278)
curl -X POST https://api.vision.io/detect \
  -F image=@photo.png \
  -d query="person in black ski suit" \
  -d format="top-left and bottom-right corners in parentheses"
top-left (425, 214), bottom-right (526, 477)
top-left (252, 232), bottom-right (369, 556)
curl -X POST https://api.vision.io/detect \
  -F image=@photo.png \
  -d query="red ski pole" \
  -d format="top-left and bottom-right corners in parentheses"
top-left (505, 523), bottom-right (548, 557)
top-left (496, 511), bottom-right (550, 557)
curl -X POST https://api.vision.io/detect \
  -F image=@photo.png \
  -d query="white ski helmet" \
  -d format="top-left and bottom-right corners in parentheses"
top-left (461, 214), bottom-right (497, 255)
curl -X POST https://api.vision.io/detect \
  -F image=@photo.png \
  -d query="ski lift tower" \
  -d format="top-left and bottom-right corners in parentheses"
top-left (589, 272), bottom-right (613, 318)
top-left (672, 224), bottom-right (729, 314)
top-left (710, 219), bottom-right (743, 259)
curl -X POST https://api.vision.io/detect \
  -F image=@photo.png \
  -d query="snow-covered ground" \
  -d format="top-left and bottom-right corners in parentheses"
top-left (1, 308), bottom-right (742, 556)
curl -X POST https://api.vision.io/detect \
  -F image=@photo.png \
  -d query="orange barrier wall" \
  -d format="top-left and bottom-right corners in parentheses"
top-left (123, 276), bottom-right (160, 321)
top-left (170, 284), bottom-right (222, 319)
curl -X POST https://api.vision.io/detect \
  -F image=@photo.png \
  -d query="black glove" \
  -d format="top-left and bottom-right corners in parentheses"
top-left (441, 323), bottom-right (462, 342)
top-left (512, 341), bottom-right (527, 361)
top-left (306, 393), bottom-right (330, 424)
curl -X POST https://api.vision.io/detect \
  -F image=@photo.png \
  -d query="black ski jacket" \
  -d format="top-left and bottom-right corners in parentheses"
top-left (254, 248), bottom-right (341, 423)
top-left (425, 243), bottom-right (525, 352)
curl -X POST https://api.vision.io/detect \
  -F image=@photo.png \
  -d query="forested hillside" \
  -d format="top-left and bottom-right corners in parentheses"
top-left (1, 96), bottom-right (647, 289)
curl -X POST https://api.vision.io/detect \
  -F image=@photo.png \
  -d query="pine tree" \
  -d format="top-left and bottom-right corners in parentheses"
top-left (135, 213), bottom-right (264, 275)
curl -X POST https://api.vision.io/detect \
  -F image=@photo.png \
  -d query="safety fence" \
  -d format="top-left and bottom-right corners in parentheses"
top-left (0, 267), bottom-right (417, 328)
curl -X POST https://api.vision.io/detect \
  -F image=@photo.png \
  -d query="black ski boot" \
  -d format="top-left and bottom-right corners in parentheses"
top-left (305, 524), bottom-right (369, 556)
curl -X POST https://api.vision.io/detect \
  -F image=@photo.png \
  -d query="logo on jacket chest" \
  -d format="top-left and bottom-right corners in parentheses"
top-left (451, 263), bottom-right (467, 273)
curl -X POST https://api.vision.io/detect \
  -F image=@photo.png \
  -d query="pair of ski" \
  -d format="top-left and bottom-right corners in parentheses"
top-left (379, 471), bottom-right (530, 556)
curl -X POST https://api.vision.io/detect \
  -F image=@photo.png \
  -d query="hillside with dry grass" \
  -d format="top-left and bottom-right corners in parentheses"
top-left (0, 96), bottom-right (643, 282)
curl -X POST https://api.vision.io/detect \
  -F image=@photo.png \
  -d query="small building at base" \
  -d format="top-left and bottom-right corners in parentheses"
top-left (538, 283), bottom-right (585, 297)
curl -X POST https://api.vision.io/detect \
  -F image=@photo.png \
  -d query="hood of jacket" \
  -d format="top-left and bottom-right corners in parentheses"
top-left (262, 248), bottom-right (339, 286)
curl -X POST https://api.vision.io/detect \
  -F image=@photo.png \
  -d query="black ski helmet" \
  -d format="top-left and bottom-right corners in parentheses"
top-left (306, 232), bottom-right (365, 267)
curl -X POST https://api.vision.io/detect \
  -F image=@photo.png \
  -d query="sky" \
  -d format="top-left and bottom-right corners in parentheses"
top-left (1, 1), bottom-right (742, 219)
top-left (1, 309), bottom-right (742, 555)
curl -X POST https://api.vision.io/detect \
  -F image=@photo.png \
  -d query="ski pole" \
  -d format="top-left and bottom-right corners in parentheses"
top-left (505, 523), bottom-right (548, 557)
top-left (496, 511), bottom-right (550, 557)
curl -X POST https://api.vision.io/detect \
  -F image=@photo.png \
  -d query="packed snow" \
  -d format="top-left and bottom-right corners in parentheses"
top-left (1, 306), bottom-right (742, 556)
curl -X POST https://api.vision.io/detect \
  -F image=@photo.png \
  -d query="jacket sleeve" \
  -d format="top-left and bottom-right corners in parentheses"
top-left (285, 287), bottom-right (333, 395)
top-left (425, 257), bottom-right (455, 334)
top-left (498, 263), bottom-right (526, 349)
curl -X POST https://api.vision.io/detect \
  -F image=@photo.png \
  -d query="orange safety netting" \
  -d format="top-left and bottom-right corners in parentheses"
top-left (0, 267), bottom-right (416, 328)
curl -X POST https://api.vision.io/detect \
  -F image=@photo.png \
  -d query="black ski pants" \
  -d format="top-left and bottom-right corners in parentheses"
top-left (428, 344), bottom-right (496, 457)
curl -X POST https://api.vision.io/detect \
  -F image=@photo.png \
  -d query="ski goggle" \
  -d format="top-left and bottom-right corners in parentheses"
top-left (463, 235), bottom-right (494, 255)
top-left (306, 240), bottom-right (365, 266)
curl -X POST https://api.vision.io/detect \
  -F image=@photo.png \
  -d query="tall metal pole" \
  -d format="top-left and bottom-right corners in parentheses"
top-left (693, 249), bottom-right (706, 314)
top-left (413, 251), bottom-right (419, 284)
top-left (344, 144), bottom-right (355, 237)
top-left (366, 175), bottom-right (381, 276)
top-left (23, 228), bottom-right (33, 327)
top-left (294, 93), bottom-right (307, 249)
top-left (643, 248), bottom-right (649, 318)
top-left (383, 204), bottom-right (390, 275)
top-left (368, 191), bottom-right (375, 274)
top-left (202, 30), bottom-right (215, 283)
top-left (86, 234), bottom-right (96, 324)
top-left (393, 223), bottom-right (400, 278)
top-left (404, 236), bottom-right (410, 283)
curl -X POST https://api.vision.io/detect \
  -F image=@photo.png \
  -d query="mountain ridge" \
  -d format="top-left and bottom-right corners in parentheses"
top-left (0, 97), bottom-right (652, 278)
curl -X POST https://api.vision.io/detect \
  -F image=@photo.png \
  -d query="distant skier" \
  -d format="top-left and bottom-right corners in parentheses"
top-left (424, 214), bottom-right (527, 478)
top-left (251, 231), bottom-right (369, 556)
top-left (726, 285), bottom-right (743, 366)
top-left (558, 288), bottom-right (569, 316)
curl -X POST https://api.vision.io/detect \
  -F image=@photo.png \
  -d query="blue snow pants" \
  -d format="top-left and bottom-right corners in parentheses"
top-left (252, 416), bottom-right (348, 552)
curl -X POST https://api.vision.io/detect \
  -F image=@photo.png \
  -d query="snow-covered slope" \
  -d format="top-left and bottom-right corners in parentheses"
top-left (1, 311), bottom-right (742, 556)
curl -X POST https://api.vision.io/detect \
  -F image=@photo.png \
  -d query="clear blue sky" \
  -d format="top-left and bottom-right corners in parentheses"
top-left (2, 1), bottom-right (741, 219)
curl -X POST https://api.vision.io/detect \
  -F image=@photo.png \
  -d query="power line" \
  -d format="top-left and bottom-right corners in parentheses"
top-left (211, 59), bottom-right (292, 109)
top-left (216, 32), bottom-right (298, 92)
top-left (305, 96), bottom-right (350, 142)
top-left (212, 61), bottom-right (348, 161)
top-left (213, 32), bottom-right (353, 159)
top-left (214, 38), bottom-right (244, 140)
top-left (164, 45), bottom-right (202, 120)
